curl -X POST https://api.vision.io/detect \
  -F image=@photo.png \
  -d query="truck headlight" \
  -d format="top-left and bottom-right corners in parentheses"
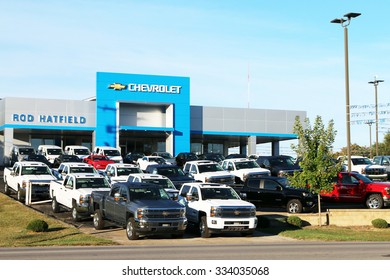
top-left (250, 207), bottom-right (256, 217)
top-left (210, 206), bottom-right (222, 217)
top-left (243, 173), bottom-right (249, 181)
top-left (21, 181), bottom-right (29, 189)
top-left (79, 194), bottom-right (90, 205)
top-left (385, 188), bottom-right (390, 195)
top-left (180, 208), bottom-right (186, 218)
top-left (137, 208), bottom-right (145, 219)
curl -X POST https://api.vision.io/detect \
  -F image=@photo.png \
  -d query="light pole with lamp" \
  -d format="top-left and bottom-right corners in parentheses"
top-left (331, 12), bottom-right (361, 172)
top-left (368, 77), bottom-right (384, 156)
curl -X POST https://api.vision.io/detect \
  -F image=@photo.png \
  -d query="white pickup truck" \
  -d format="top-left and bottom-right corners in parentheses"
top-left (103, 163), bottom-right (143, 183)
top-left (3, 161), bottom-right (56, 202)
top-left (52, 162), bottom-right (98, 180)
top-left (50, 173), bottom-right (111, 221)
top-left (183, 160), bottom-right (235, 185)
top-left (220, 158), bottom-right (271, 184)
top-left (178, 182), bottom-right (258, 238)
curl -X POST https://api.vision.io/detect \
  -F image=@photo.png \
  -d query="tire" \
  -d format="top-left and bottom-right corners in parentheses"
top-left (17, 189), bottom-right (24, 202)
top-left (93, 210), bottom-right (105, 230)
top-left (199, 216), bottom-right (211, 238)
top-left (366, 194), bottom-right (384, 209)
top-left (126, 218), bottom-right (139, 240)
top-left (4, 182), bottom-right (10, 195)
top-left (287, 199), bottom-right (303, 213)
top-left (51, 197), bottom-right (60, 213)
top-left (71, 206), bottom-right (81, 222)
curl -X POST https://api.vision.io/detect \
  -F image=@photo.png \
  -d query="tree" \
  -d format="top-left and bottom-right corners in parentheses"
top-left (288, 115), bottom-right (343, 225)
top-left (336, 144), bottom-right (371, 158)
top-left (377, 132), bottom-right (390, 155)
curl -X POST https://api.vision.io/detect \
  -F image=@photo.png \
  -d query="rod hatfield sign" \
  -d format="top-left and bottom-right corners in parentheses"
top-left (12, 113), bottom-right (87, 124)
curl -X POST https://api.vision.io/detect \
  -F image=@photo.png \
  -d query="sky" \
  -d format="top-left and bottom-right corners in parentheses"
top-left (1, 0), bottom-right (390, 155)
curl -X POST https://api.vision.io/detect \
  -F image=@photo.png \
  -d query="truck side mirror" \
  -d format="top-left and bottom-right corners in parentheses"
top-left (186, 194), bottom-right (194, 201)
top-left (239, 192), bottom-right (247, 199)
top-left (114, 193), bottom-right (121, 201)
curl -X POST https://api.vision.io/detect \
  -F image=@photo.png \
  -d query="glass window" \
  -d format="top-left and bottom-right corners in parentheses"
top-left (180, 185), bottom-right (191, 197)
top-left (263, 180), bottom-right (280, 190)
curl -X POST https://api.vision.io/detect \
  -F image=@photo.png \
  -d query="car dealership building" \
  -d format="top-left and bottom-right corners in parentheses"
top-left (0, 72), bottom-right (306, 166)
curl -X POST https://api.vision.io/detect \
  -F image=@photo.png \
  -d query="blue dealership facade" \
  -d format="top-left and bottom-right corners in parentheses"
top-left (0, 72), bottom-right (306, 165)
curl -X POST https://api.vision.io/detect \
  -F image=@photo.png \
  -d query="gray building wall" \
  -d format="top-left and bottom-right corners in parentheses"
top-left (190, 105), bottom-right (305, 135)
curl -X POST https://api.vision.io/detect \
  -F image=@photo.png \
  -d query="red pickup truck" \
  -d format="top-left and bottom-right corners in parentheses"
top-left (83, 154), bottom-right (115, 170)
top-left (320, 172), bottom-right (390, 209)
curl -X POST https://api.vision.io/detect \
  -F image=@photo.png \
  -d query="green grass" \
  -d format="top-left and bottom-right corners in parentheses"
top-left (259, 218), bottom-right (390, 242)
top-left (0, 193), bottom-right (117, 247)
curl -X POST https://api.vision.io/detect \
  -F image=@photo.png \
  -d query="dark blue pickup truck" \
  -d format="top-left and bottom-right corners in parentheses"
top-left (89, 182), bottom-right (187, 240)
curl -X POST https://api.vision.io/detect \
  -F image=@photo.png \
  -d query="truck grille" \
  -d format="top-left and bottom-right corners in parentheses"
top-left (144, 208), bottom-right (183, 219)
top-left (365, 168), bottom-right (385, 175)
top-left (31, 183), bottom-right (50, 194)
top-left (220, 207), bottom-right (254, 218)
top-left (208, 177), bottom-right (234, 185)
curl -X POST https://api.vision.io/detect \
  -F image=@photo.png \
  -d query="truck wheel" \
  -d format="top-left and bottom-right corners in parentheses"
top-left (126, 218), bottom-right (139, 240)
top-left (71, 207), bottom-right (81, 222)
top-left (51, 197), bottom-right (60, 213)
top-left (366, 194), bottom-right (384, 209)
top-left (17, 189), bottom-right (24, 202)
top-left (4, 182), bottom-right (10, 195)
top-left (287, 199), bottom-right (303, 213)
top-left (199, 216), bottom-right (211, 238)
top-left (93, 210), bottom-right (105, 230)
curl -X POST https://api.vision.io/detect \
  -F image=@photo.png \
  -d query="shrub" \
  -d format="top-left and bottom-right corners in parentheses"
top-left (371, 218), bottom-right (388, 229)
top-left (287, 216), bottom-right (302, 228)
top-left (26, 219), bottom-right (49, 232)
top-left (257, 216), bottom-right (270, 228)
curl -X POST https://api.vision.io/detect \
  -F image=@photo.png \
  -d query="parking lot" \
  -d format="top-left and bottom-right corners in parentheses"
top-left (0, 171), bottom-right (301, 245)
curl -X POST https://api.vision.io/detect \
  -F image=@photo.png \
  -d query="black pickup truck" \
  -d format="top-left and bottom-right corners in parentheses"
top-left (232, 176), bottom-right (317, 213)
top-left (90, 182), bottom-right (187, 240)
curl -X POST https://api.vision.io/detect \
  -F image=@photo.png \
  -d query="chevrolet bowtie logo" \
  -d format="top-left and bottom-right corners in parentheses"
top-left (108, 83), bottom-right (127, 91)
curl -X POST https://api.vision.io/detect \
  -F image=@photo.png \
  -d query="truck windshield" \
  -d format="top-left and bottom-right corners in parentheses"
top-left (75, 178), bottom-right (110, 189)
top-left (235, 161), bottom-right (260, 170)
top-left (21, 166), bottom-right (51, 175)
top-left (70, 167), bottom-right (96, 173)
top-left (201, 187), bottom-right (240, 200)
top-left (143, 179), bottom-right (176, 189)
top-left (157, 167), bottom-right (185, 177)
top-left (129, 187), bottom-right (170, 200)
top-left (104, 150), bottom-right (120, 156)
top-left (47, 149), bottom-right (63, 155)
top-left (351, 158), bottom-right (373, 165)
top-left (74, 149), bottom-right (89, 155)
top-left (117, 167), bottom-right (141, 176)
top-left (19, 148), bottom-right (35, 155)
top-left (198, 164), bottom-right (224, 173)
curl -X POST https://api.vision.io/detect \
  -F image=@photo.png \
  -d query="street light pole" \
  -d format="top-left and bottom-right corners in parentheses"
top-left (366, 121), bottom-right (374, 159)
top-left (368, 77), bottom-right (384, 156)
top-left (331, 12), bottom-right (361, 172)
